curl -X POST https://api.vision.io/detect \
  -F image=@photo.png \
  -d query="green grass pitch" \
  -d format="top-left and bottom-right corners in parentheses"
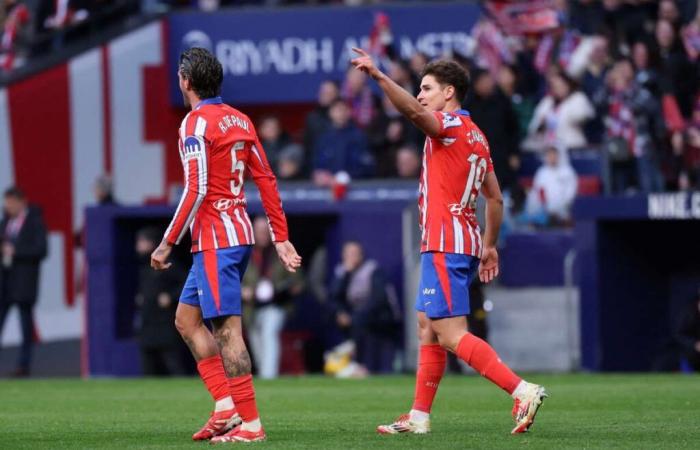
top-left (1, 374), bottom-right (699, 449)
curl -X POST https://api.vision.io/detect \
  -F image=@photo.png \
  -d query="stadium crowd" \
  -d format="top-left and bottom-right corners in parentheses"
top-left (257, 0), bottom-right (699, 226)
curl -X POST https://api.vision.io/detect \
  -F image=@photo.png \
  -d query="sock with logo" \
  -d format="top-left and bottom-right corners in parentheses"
top-left (411, 344), bottom-right (447, 415)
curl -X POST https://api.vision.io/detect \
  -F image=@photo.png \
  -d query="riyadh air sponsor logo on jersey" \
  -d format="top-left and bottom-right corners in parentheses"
top-left (182, 30), bottom-right (213, 52)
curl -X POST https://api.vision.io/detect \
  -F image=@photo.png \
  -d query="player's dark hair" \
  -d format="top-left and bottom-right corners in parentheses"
top-left (4, 186), bottom-right (25, 200)
top-left (179, 47), bottom-right (223, 100)
top-left (421, 60), bottom-right (470, 104)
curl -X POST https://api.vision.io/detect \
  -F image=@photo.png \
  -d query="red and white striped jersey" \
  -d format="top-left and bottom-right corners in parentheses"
top-left (164, 97), bottom-right (288, 252)
top-left (418, 110), bottom-right (494, 257)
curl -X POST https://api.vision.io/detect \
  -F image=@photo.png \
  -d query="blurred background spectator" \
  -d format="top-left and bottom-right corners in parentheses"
top-left (0, 187), bottom-right (47, 377)
top-left (133, 226), bottom-right (186, 376)
top-left (243, 216), bottom-right (305, 379)
top-left (328, 241), bottom-right (401, 374)
top-left (526, 69), bottom-right (595, 154)
top-left (312, 99), bottom-right (375, 185)
top-left (518, 146), bottom-right (578, 227)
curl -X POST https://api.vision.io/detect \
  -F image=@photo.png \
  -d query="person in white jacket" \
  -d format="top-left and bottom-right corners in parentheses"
top-left (526, 70), bottom-right (595, 153)
top-left (523, 146), bottom-right (578, 224)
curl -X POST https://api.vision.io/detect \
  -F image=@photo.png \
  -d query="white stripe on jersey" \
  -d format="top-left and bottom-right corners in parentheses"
top-left (467, 225), bottom-right (476, 257)
top-left (234, 209), bottom-right (251, 243)
top-left (221, 211), bottom-right (239, 246)
top-left (476, 226), bottom-right (483, 257)
top-left (439, 224), bottom-right (445, 252)
top-left (453, 217), bottom-right (464, 254)
top-left (179, 113), bottom-right (190, 141)
top-left (243, 212), bottom-right (256, 245)
top-left (250, 144), bottom-right (265, 168)
top-left (175, 137), bottom-right (207, 244)
top-left (420, 139), bottom-right (429, 243)
top-left (211, 224), bottom-right (219, 249)
top-left (194, 116), bottom-right (207, 137)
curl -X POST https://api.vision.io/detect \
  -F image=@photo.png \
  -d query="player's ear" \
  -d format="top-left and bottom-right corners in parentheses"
top-left (444, 85), bottom-right (455, 102)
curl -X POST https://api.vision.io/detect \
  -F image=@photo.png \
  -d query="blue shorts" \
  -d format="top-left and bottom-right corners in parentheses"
top-left (415, 252), bottom-right (479, 319)
top-left (179, 246), bottom-right (252, 320)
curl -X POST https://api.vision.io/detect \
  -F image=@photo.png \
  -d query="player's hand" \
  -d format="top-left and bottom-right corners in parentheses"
top-left (478, 246), bottom-right (499, 283)
top-left (150, 241), bottom-right (173, 271)
top-left (350, 47), bottom-right (382, 79)
top-left (274, 240), bottom-right (302, 273)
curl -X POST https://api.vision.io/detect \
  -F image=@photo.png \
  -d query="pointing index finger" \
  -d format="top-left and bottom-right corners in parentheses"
top-left (351, 47), bottom-right (368, 57)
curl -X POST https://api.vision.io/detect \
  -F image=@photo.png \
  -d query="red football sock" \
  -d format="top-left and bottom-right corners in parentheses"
top-left (455, 333), bottom-right (521, 395)
top-left (411, 344), bottom-right (447, 413)
top-left (228, 375), bottom-right (259, 422)
top-left (196, 355), bottom-right (230, 402)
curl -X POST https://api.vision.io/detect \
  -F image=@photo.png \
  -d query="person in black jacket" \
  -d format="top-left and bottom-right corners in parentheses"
top-left (329, 241), bottom-right (401, 374)
top-left (0, 187), bottom-right (48, 377)
top-left (134, 227), bottom-right (186, 376)
top-left (466, 69), bottom-right (521, 193)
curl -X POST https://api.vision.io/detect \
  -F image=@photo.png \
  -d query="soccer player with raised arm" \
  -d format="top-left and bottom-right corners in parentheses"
top-left (150, 48), bottom-right (301, 444)
top-left (351, 48), bottom-right (547, 435)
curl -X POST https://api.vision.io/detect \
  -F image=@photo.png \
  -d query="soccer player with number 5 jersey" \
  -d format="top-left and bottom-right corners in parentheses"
top-left (351, 48), bottom-right (547, 435)
top-left (150, 48), bottom-right (301, 444)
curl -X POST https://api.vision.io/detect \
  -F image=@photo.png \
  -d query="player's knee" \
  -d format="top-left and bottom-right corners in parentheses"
top-left (435, 331), bottom-right (460, 353)
top-left (174, 312), bottom-right (197, 337)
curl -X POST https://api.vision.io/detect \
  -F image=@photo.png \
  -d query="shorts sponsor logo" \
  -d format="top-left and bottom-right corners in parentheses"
top-left (423, 288), bottom-right (436, 295)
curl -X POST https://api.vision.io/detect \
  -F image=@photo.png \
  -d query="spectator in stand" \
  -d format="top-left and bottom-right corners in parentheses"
top-left (242, 216), bottom-right (304, 379)
top-left (0, 0), bottom-right (30, 71)
top-left (658, 0), bottom-right (682, 29)
top-left (526, 69), bottom-right (595, 154)
top-left (367, 94), bottom-right (419, 177)
top-left (303, 79), bottom-right (340, 173)
top-left (133, 227), bottom-right (186, 376)
top-left (395, 144), bottom-right (421, 179)
top-left (518, 146), bottom-right (577, 227)
top-left (408, 52), bottom-right (428, 95)
top-left (466, 69), bottom-right (521, 193)
top-left (497, 64), bottom-right (535, 142)
top-left (312, 99), bottom-right (375, 185)
top-left (276, 144), bottom-right (305, 181)
top-left (680, 95), bottom-right (700, 189)
top-left (257, 115), bottom-right (292, 174)
top-left (681, 10), bottom-right (700, 62)
top-left (656, 18), bottom-right (698, 119)
top-left (341, 67), bottom-right (377, 129)
top-left (604, 58), bottom-right (666, 193)
top-left (329, 241), bottom-right (401, 374)
top-left (582, 35), bottom-right (613, 145)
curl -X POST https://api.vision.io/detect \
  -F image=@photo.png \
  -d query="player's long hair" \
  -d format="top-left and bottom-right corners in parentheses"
top-left (179, 48), bottom-right (223, 100)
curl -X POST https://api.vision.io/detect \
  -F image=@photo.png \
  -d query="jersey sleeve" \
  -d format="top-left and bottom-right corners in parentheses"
top-left (247, 131), bottom-right (289, 242)
top-left (163, 114), bottom-right (209, 246)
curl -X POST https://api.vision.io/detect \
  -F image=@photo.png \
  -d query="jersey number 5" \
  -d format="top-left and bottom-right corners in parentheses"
top-left (460, 154), bottom-right (488, 210)
top-left (230, 142), bottom-right (245, 195)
